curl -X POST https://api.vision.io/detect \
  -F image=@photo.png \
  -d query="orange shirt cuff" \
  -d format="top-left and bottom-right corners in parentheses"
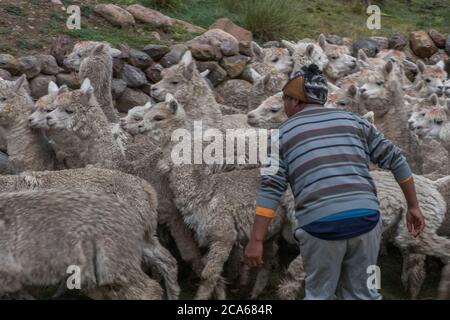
top-left (255, 206), bottom-right (275, 218)
top-left (399, 176), bottom-right (413, 184)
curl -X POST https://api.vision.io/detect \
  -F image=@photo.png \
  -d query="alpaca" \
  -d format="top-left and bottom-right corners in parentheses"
top-left (0, 189), bottom-right (163, 300)
top-left (413, 60), bottom-right (447, 97)
top-left (281, 39), bottom-right (328, 75)
top-left (0, 75), bottom-right (56, 171)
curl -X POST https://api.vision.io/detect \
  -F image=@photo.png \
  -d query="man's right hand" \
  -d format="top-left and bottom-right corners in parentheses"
top-left (406, 206), bottom-right (425, 237)
top-left (244, 239), bottom-right (264, 268)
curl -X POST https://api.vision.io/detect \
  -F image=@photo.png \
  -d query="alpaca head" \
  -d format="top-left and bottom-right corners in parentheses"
top-left (282, 40), bottom-right (328, 74)
top-left (318, 34), bottom-right (357, 80)
top-left (358, 60), bottom-right (401, 117)
top-left (29, 82), bottom-right (68, 129)
top-left (150, 51), bottom-right (202, 104)
top-left (252, 42), bottom-right (294, 76)
top-left (46, 78), bottom-right (95, 132)
top-left (0, 75), bottom-right (31, 127)
top-left (119, 101), bottom-right (153, 136)
top-left (325, 84), bottom-right (358, 112)
top-left (416, 60), bottom-right (447, 97)
top-left (64, 41), bottom-right (121, 71)
top-left (141, 93), bottom-right (185, 145)
top-left (411, 94), bottom-right (449, 139)
top-left (247, 92), bottom-right (286, 129)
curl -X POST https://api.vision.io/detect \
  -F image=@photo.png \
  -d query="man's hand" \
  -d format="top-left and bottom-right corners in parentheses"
top-left (406, 206), bottom-right (425, 237)
top-left (244, 239), bottom-right (263, 268)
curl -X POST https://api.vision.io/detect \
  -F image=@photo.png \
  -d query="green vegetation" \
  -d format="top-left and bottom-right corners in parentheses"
top-left (2, 4), bottom-right (27, 16)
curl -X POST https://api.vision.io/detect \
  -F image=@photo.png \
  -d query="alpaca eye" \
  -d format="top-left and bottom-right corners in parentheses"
top-left (0, 97), bottom-right (6, 102)
top-left (153, 115), bottom-right (165, 121)
top-left (272, 58), bottom-right (279, 63)
top-left (376, 81), bottom-right (384, 86)
top-left (65, 108), bottom-right (74, 114)
top-left (436, 120), bottom-right (443, 125)
top-left (134, 116), bottom-right (142, 121)
top-left (171, 81), bottom-right (179, 85)
top-left (338, 101), bottom-right (347, 106)
top-left (420, 112), bottom-right (426, 117)
top-left (270, 109), bottom-right (279, 113)
top-left (425, 78), bottom-right (431, 83)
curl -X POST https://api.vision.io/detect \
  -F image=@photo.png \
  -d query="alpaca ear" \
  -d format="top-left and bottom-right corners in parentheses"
top-left (200, 69), bottom-right (210, 77)
top-left (12, 75), bottom-right (26, 92)
top-left (252, 41), bottom-right (264, 59)
top-left (109, 47), bottom-right (122, 58)
top-left (80, 78), bottom-right (94, 104)
top-left (58, 85), bottom-right (69, 94)
top-left (181, 51), bottom-right (194, 80)
top-left (281, 40), bottom-right (296, 55)
top-left (358, 49), bottom-right (368, 62)
top-left (165, 93), bottom-right (178, 114)
top-left (430, 93), bottom-right (439, 105)
top-left (181, 50), bottom-right (193, 66)
top-left (436, 60), bottom-right (445, 70)
top-left (363, 111), bottom-right (375, 125)
top-left (165, 93), bottom-right (175, 103)
top-left (318, 34), bottom-right (327, 49)
top-left (417, 60), bottom-right (426, 74)
top-left (48, 81), bottom-right (59, 95)
top-left (93, 44), bottom-right (106, 55)
top-left (348, 85), bottom-right (358, 98)
top-left (274, 91), bottom-right (283, 98)
top-left (383, 60), bottom-right (393, 75)
top-left (327, 82), bottom-right (340, 92)
top-left (415, 80), bottom-right (425, 91)
top-left (306, 44), bottom-right (315, 57)
top-left (144, 101), bottom-right (153, 109)
top-left (249, 68), bottom-right (262, 82)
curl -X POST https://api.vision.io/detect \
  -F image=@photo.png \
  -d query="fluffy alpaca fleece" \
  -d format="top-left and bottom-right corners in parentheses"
top-left (139, 96), bottom-right (289, 299)
top-left (0, 167), bottom-right (180, 299)
top-left (0, 76), bottom-right (56, 172)
top-left (412, 60), bottom-right (447, 97)
top-left (0, 188), bottom-right (164, 300)
top-left (64, 41), bottom-right (121, 122)
top-left (281, 39), bottom-right (328, 75)
top-left (44, 80), bottom-right (205, 280)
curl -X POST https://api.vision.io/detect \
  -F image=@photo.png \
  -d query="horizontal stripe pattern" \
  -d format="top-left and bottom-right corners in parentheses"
top-left (255, 104), bottom-right (412, 226)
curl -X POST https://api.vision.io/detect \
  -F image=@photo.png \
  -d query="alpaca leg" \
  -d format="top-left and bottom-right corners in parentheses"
top-left (195, 239), bottom-right (234, 300)
top-left (400, 251), bottom-right (426, 299)
top-left (142, 236), bottom-right (180, 300)
top-left (250, 239), bottom-right (279, 299)
top-left (276, 254), bottom-right (305, 300)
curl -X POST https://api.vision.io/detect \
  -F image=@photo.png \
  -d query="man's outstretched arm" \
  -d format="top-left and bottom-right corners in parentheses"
top-left (398, 176), bottom-right (425, 237)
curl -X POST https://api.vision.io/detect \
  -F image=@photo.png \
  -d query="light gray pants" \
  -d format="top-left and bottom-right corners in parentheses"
top-left (294, 219), bottom-right (382, 300)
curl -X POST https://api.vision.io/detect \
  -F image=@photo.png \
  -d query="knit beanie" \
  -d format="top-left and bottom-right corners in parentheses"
top-left (282, 64), bottom-right (328, 105)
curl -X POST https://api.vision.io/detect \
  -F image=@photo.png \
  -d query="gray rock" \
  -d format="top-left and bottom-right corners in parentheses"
top-left (115, 43), bottom-right (131, 59)
top-left (113, 58), bottom-right (125, 77)
top-left (56, 73), bottom-right (80, 89)
top-left (409, 31), bottom-right (438, 59)
top-left (37, 54), bottom-right (61, 75)
top-left (117, 88), bottom-right (151, 113)
top-left (142, 44), bottom-right (170, 61)
top-left (428, 51), bottom-right (449, 65)
top-left (388, 33), bottom-right (408, 50)
top-left (189, 43), bottom-right (222, 61)
top-left (220, 54), bottom-right (250, 78)
top-left (428, 29), bottom-right (446, 49)
top-left (159, 44), bottom-right (188, 68)
top-left (196, 61), bottom-right (227, 86)
top-left (324, 34), bottom-right (343, 45)
top-left (18, 56), bottom-right (42, 79)
top-left (262, 41), bottom-right (280, 48)
top-left (120, 64), bottom-right (147, 88)
top-left (94, 4), bottom-right (135, 29)
top-left (0, 69), bottom-right (12, 80)
top-left (196, 61), bottom-right (227, 87)
top-left (128, 49), bottom-right (153, 68)
top-left (368, 36), bottom-right (389, 50)
top-left (220, 39), bottom-right (240, 56)
top-left (50, 35), bottom-right (75, 67)
top-left (111, 78), bottom-right (127, 99)
top-left (0, 54), bottom-right (20, 75)
top-left (352, 39), bottom-right (379, 57)
top-left (446, 35), bottom-right (450, 55)
top-left (144, 63), bottom-right (163, 83)
top-left (30, 74), bottom-right (56, 99)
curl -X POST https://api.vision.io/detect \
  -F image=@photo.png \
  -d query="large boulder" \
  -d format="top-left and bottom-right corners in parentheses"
top-left (196, 61), bottom-right (227, 86)
top-left (126, 4), bottom-right (172, 30)
top-left (128, 49), bottom-right (153, 69)
top-left (120, 64), bottom-right (147, 88)
top-left (94, 4), bottom-right (135, 29)
top-left (388, 33), bottom-right (408, 50)
top-left (36, 54), bottom-right (60, 75)
top-left (159, 44), bottom-right (188, 68)
top-left (117, 88), bottom-right (151, 113)
top-left (220, 54), bottom-right (250, 78)
top-left (428, 29), bottom-right (446, 49)
top-left (0, 54), bottom-right (20, 75)
top-left (368, 36), bottom-right (389, 50)
top-left (210, 18), bottom-right (253, 56)
top-left (142, 44), bottom-right (170, 61)
top-left (0, 69), bottom-right (12, 80)
top-left (187, 29), bottom-right (240, 60)
top-left (111, 78), bottom-right (128, 100)
top-left (352, 39), bottom-right (379, 57)
top-left (171, 18), bottom-right (206, 34)
top-left (410, 31), bottom-right (438, 59)
top-left (56, 72), bottom-right (80, 89)
top-left (30, 74), bottom-right (56, 99)
top-left (144, 63), bottom-right (163, 83)
top-left (113, 57), bottom-right (125, 77)
top-left (18, 56), bottom-right (42, 79)
top-left (50, 35), bottom-right (75, 67)
top-left (324, 34), bottom-right (343, 45)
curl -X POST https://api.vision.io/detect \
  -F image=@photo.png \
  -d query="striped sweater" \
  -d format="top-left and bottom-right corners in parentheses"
top-left (255, 104), bottom-right (412, 227)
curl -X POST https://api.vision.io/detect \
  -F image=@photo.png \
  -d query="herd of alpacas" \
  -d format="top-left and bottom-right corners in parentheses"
top-left (1, 31), bottom-right (450, 300)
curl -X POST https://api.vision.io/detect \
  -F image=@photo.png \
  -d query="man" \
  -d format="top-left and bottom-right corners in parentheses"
top-left (244, 64), bottom-right (426, 300)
